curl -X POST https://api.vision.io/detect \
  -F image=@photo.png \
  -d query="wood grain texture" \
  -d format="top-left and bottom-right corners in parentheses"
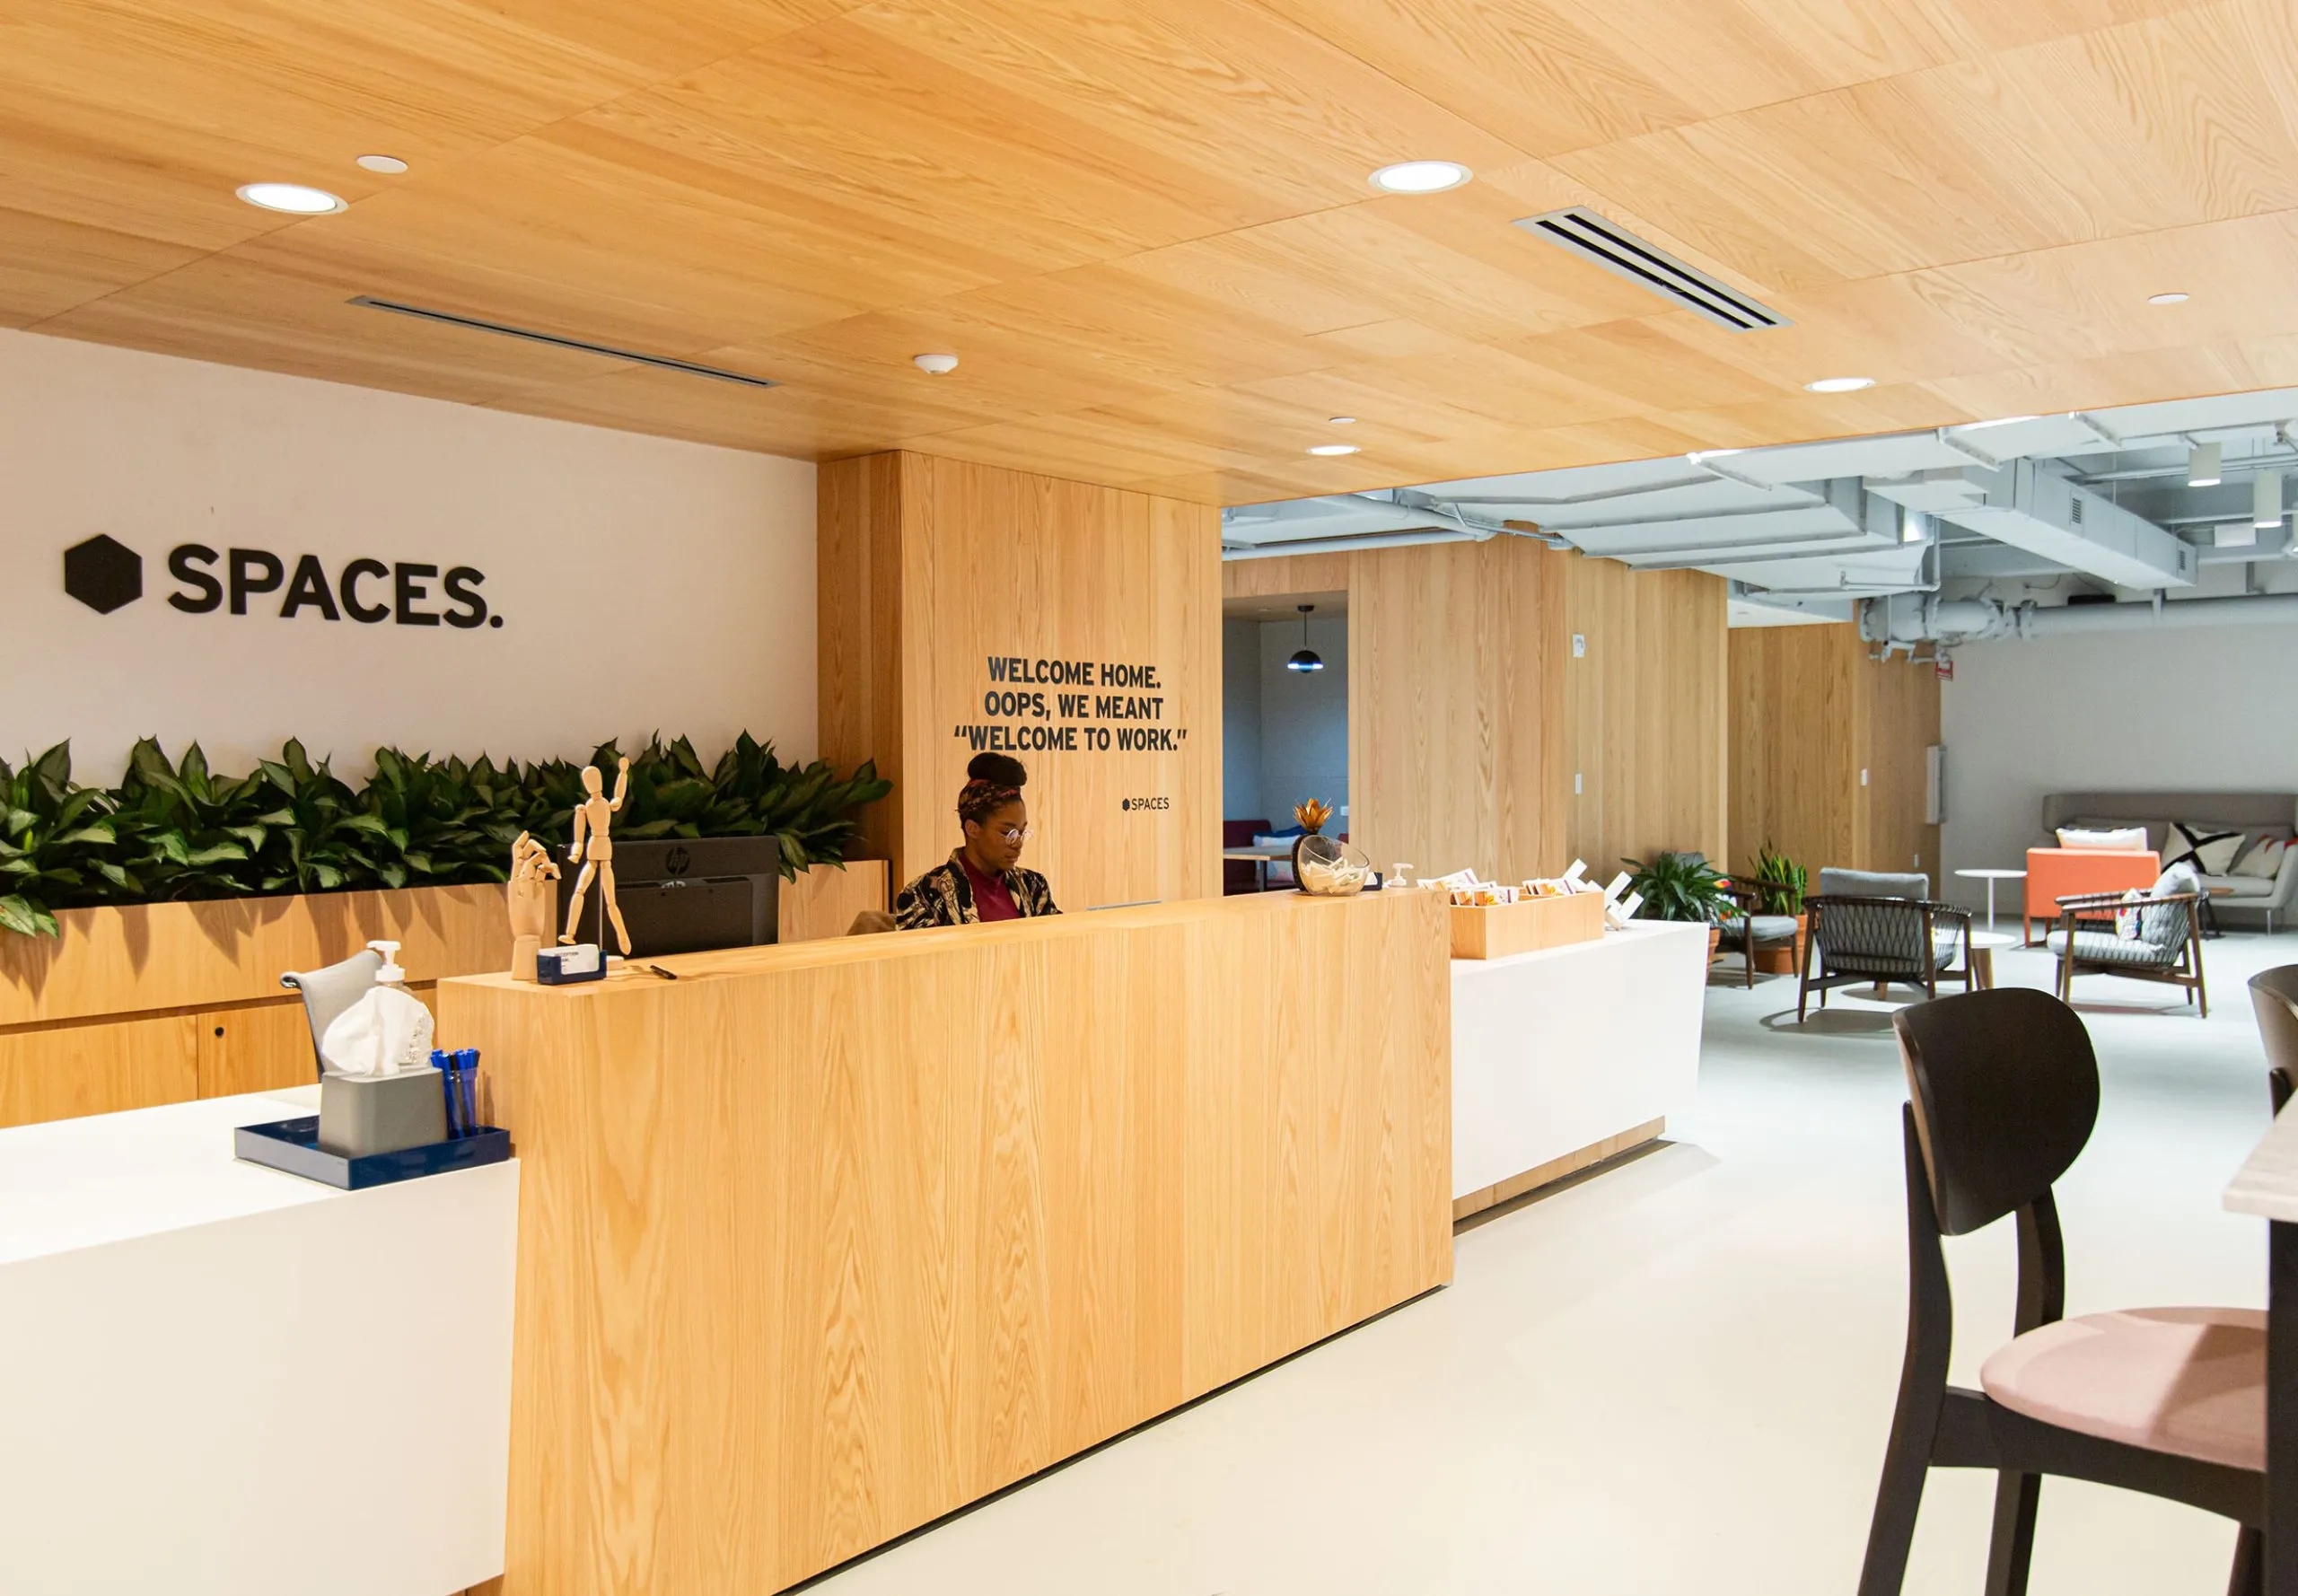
top-left (0, 0), bottom-right (2280, 495)
top-left (1728, 624), bottom-right (1941, 879)
top-left (820, 453), bottom-right (1220, 908)
top-left (0, 1013), bottom-right (199, 1130)
top-left (0, 885), bottom-right (507, 1030)
top-left (195, 998), bottom-right (329, 1100)
top-left (1452, 1118), bottom-right (1663, 1223)
top-left (1448, 893), bottom-right (1604, 959)
top-left (438, 886), bottom-right (1452, 1595)
top-left (776, 860), bottom-right (890, 942)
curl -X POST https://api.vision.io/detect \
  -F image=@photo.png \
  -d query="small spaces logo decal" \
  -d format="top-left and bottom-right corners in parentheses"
top-left (62, 535), bottom-right (503, 629)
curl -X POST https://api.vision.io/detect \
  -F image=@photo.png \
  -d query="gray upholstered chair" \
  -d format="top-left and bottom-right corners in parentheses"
top-left (1715, 881), bottom-right (1800, 989)
top-left (278, 948), bottom-right (384, 1078)
top-left (2048, 864), bottom-right (2208, 1016)
top-left (1799, 868), bottom-right (1974, 1020)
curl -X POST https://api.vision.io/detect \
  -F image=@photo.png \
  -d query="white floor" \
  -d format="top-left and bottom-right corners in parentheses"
top-left (806, 931), bottom-right (2295, 1595)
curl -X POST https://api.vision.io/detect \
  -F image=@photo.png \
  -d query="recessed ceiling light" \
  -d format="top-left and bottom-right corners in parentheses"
top-left (355, 154), bottom-right (408, 174)
top-left (912, 353), bottom-right (959, 374)
top-left (1804, 376), bottom-right (1874, 393)
top-left (1328, 416), bottom-right (1357, 425)
top-left (2148, 291), bottom-right (2190, 306)
top-left (1307, 443), bottom-right (1360, 456)
top-left (235, 181), bottom-right (346, 215)
top-left (1368, 161), bottom-right (1471, 195)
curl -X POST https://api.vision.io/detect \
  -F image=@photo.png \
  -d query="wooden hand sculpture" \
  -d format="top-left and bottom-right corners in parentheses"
top-left (507, 830), bottom-right (561, 981)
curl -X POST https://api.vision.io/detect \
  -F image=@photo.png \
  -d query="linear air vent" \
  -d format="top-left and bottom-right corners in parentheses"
top-left (348, 296), bottom-right (779, 389)
top-left (1513, 208), bottom-right (1788, 333)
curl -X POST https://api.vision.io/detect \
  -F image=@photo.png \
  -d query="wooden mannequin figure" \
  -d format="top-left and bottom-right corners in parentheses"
top-left (505, 831), bottom-right (560, 981)
top-left (561, 755), bottom-right (633, 953)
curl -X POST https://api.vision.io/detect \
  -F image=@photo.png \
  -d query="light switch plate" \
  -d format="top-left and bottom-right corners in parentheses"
top-left (1571, 634), bottom-right (1586, 658)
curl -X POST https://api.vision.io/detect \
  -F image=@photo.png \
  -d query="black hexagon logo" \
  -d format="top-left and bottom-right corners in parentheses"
top-left (63, 535), bottom-right (143, 614)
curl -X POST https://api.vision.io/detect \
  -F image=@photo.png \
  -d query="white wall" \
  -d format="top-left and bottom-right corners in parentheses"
top-left (0, 330), bottom-right (816, 784)
top-left (1221, 618), bottom-right (1264, 820)
top-left (1257, 615), bottom-right (1348, 828)
top-left (1940, 621), bottom-right (2298, 901)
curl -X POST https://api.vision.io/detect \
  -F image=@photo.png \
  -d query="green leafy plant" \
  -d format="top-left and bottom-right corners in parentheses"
top-left (0, 732), bottom-right (890, 938)
top-left (1621, 850), bottom-right (1736, 924)
top-left (1749, 843), bottom-right (1808, 916)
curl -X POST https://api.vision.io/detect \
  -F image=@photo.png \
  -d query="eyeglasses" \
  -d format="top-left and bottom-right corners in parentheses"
top-left (992, 823), bottom-right (1032, 845)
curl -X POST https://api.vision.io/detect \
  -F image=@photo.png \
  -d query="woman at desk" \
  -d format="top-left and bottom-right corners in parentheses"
top-left (894, 753), bottom-right (1061, 929)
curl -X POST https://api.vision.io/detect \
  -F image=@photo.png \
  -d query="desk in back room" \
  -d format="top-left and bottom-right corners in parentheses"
top-left (439, 885), bottom-right (1451, 1595)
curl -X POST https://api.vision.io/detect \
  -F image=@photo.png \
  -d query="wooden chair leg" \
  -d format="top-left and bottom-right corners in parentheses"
top-left (1856, 1386), bottom-right (1940, 1596)
top-left (1982, 1471), bottom-right (2041, 1596)
top-left (2230, 1525), bottom-right (2263, 1596)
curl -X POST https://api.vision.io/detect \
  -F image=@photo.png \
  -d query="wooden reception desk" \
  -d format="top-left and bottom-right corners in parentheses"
top-left (439, 886), bottom-right (1451, 1594)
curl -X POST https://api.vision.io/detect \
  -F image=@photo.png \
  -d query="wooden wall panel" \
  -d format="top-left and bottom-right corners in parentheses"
top-left (1561, 558), bottom-right (1728, 875)
top-left (442, 887), bottom-right (1451, 1596)
top-left (1350, 536), bottom-right (1567, 884)
top-left (820, 452), bottom-right (1221, 910)
top-left (195, 999), bottom-right (325, 1100)
top-left (1253, 540), bottom-right (1725, 887)
top-left (1727, 624), bottom-right (1940, 881)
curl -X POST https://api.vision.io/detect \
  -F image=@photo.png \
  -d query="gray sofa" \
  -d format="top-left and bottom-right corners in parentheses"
top-left (2041, 792), bottom-right (2298, 932)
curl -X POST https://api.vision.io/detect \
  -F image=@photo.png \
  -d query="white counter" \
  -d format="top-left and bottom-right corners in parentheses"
top-left (1452, 920), bottom-right (1708, 1206)
top-left (0, 1088), bottom-right (517, 1596)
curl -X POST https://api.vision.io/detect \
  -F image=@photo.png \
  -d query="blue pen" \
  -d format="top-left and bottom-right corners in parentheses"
top-left (456, 1048), bottom-right (480, 1136)
top-left (430, 1048), bottom-right (459, 1136)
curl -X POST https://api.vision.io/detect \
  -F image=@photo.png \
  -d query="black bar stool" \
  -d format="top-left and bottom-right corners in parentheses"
top-left (1859, 987), bottom-right (2266, 1596)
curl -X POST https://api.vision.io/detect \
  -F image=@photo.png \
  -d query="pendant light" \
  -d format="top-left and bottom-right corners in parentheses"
top-left (1285, 603), bottom-right (1324, 672)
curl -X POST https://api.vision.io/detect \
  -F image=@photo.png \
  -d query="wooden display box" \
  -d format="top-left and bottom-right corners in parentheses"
top-left (1449, 891), bottom-right (1605, 959)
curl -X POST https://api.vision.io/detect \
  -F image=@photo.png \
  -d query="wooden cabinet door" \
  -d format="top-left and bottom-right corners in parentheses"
top-left (0, 1013), bottom-right (200, 1129)
top-left (197, 999), bottom-right (322, 1099)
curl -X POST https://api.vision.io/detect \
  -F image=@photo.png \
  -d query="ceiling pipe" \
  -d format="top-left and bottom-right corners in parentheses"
top-left (1858, 589), bottom-right (2298, 647)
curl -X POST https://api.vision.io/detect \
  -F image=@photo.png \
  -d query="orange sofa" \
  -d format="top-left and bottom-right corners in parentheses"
top-left (2024, 847), bottom-right (2159, 943)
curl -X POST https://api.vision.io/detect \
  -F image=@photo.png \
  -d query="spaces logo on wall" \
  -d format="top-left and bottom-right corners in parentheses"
top-left (62, 534), bottom-right (502, 629)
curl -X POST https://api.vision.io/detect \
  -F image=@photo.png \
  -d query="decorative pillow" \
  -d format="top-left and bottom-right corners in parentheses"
top-left (2141, 864), bottom-right (2202, 945)
top-left (2057, 826), bottom-right (2148, 851)
top-left (2161, 820), bottom-right (2247, 876)
top-left (2114, 889), bottom-right (2145, 942)
top-left (2234, 837), bottom-right (2291, 879)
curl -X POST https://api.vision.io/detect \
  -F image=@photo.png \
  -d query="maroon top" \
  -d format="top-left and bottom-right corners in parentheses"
top-left (959, 853), bottom-right (1021, 922)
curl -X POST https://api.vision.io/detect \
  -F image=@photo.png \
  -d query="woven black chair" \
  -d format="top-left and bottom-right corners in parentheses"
top-left (1799, 869), bottom-right (1973, 1021)
top-left (1858, 988), bottom-right (2266, 1596)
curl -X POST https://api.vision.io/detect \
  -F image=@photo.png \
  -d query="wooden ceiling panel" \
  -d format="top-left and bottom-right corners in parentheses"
top-left (0, 206), bottom-right (202, 326)
top-left (2, 0), bottom-right (2294, 501)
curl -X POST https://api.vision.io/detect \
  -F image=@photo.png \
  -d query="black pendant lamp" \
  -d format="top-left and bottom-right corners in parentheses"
top-left (1285, 603), bottom-right (1324, 672)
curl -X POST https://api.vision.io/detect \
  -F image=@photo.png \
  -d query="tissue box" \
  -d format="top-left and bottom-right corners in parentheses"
top-left (318, 1069), bottom-right (449, 1157)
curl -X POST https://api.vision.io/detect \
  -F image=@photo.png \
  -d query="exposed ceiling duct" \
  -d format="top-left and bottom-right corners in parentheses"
top-left (1861, 590), bottom-right (2298, 648)
top-left (1868, 460), bottom-right (2197, 589)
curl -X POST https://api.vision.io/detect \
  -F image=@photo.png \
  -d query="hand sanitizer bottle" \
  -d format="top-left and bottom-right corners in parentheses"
top-left (320, 940), bottom-right (436, 1076)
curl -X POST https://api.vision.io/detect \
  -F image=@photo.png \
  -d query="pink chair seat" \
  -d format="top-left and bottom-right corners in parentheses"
top-left (1979, 1306), bottom-right (2266, 1471)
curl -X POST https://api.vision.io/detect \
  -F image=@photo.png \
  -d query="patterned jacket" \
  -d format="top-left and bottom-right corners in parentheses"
top-left (894, 850), bottom-right (1061, 929)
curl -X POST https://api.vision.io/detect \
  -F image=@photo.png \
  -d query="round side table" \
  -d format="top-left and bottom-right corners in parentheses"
top-left (1967, 929), bottom-right (2020, 991)
top-left (1955, 867), bottom-right (2027, 934)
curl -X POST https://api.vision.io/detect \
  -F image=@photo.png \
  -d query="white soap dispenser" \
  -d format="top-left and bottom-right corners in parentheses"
top-left (320, 940), bottom-right (437, 1076)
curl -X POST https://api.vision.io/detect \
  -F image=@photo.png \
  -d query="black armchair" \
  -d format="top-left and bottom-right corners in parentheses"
top-left (1799, 893), bottom-right (1975, 1020)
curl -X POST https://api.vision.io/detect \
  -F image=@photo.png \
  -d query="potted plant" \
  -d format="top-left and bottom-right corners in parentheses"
top-left (1290, 798), bottom-right (1333, 881)
top-left (1621, 850), bottom-right (1736, 958)
top-left (1749, 843), bottom-right (1810, 974)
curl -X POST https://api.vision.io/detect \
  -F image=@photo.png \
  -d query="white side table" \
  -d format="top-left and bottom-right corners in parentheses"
top-left (1966, 929), bottom-right (2020, 990)
top-left (1955, 867), bottom-right (2027, 934)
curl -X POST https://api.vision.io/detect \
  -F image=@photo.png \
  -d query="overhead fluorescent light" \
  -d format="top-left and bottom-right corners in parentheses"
top-left (1805, 376), bottom-right (1874, 393)
top-left (1307, 443), bottom-right (1359, 456)
top-left (236, 181), bottom-right (346, 215)
top-left (2148, 292), bottom-right (2191, 306)
top-left (1368, 161), bottom-right (1471, 194)
top-left (2256, 469), bottom-right (2283, 528)
top-left (2188, 442), bottom-right (2223, 487)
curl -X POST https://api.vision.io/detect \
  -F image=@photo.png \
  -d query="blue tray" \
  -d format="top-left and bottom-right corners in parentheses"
top-left (234, 1116), bottom-right (511, 1190)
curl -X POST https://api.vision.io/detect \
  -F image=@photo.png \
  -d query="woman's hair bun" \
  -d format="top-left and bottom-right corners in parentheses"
top-left (967, 752), bottom-right (1028, 787)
